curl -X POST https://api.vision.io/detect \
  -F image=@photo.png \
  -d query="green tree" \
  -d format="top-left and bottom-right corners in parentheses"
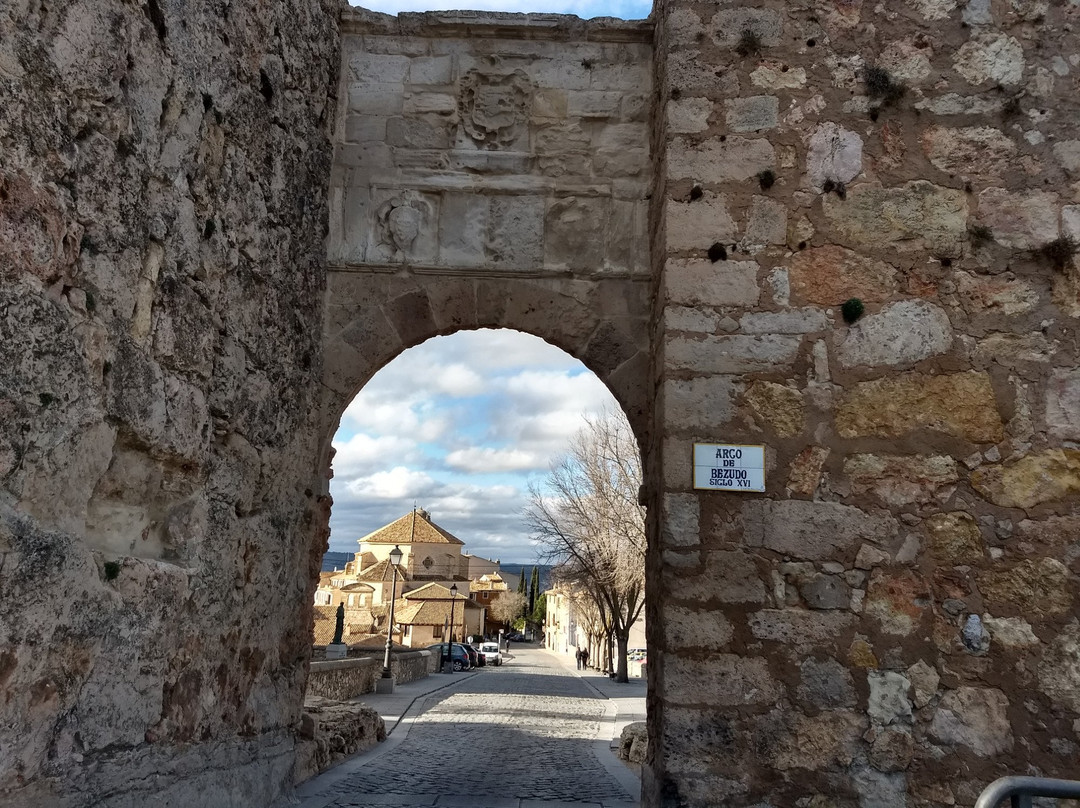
top-left (531, 593), bottom-right (547, 625)
top-left (529, 566), bottom-right (540, 613)
top-left (517, 570), bottom-right (526, 595)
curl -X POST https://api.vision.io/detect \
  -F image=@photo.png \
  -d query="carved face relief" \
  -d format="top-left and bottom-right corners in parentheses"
top-left (371, 193), bottom-right (434, 263)
top-left (458, 70), bottom-right (533, 149)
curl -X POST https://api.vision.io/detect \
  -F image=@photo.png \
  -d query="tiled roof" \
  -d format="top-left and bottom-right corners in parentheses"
top-left (470, 573), bottom-right (508, 592)
top-left (404, 582), bottom-right (470, 601)
top-left (393, 597), bottom-right (477, 626)
top-left (355, 558), bottom-right (406, 582)
top-left (357, 510), bottom-right (465, 546)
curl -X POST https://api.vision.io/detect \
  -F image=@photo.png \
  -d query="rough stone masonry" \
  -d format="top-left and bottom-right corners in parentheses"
top-left (1, 0), bottom-right (1079, 806)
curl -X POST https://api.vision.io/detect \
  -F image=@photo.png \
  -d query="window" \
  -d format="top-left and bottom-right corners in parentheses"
top-left (433, 626), bottom-right (442, 638)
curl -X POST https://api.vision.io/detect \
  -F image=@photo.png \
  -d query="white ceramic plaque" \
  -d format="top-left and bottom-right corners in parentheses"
top-left (693, 444), bottom-right (766, 492)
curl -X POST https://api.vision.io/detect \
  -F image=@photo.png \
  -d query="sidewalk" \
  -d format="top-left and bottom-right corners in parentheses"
top-left (541, 647), bottom-right (647, 750)
top-left (351, 667), bottom-right (481, 735)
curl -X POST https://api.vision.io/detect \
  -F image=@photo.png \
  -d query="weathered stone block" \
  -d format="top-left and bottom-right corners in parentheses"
top-left (864, 569), bottom-right (928, 636)
top-left (1046, 369), bottom-right (1080, 441)
top-left (822, 181), bottom-right (968, 257)
top-left (789, 246), bottom-right (897, 306)
top-left (845, 454), bottom-right (958, 508)
top-left (835, 371), bottom-right (1003, 442)
top-left (806, 123), bottom-right (863, 191)
top-left (666, 195), bottom-right (738, 251)
top-left (739, 308), bottom-right (828, 335)
top-left (773, 710), bottom-right (864, 770)
top-left (953, 33), bottom-right (1025, 86)
top-left (665, 654), bottom-right (780, 706)
top-left (749, 609), bottom-right (855, 643)
top-left (744, 381), bottom-right (805, 438)
top-left (678, 550), bottom-right (766, 603)
top-left (956, 271), bottom-right (1040, 316)
top-left (970, 450), bottom-right (1080, 508)
top-left (868, 670), bottom-right (913, 726)
top-left (665, 376), bottom-right (739, 431)
top-left (663, 604), bottom-right (735, 650)
top-left (977, 558), bottom-right (1073, 617)
top-left (665, 259), bottom-right (759, 307)
top-left (925, 512), bottom-right (984, 565)
top-left (929, 687), bottom-right (1013, 756)
top-left (724, 96), bottom-right (778, 132)
top-left (1037, 620), bottom-right (1080, 712)
top-left (668, 136), bottom-right (776, 182)
top-left (666, 334), bottom-right (800, 374)
top-left (742, 195), bottom-right (787, 247)
top-left (976, 188), bottom-right (1059, 250)
top-left (921, 126), bottom-right (1017, 179)
top-left (744, 500), bottom-right (898, 561)
top-left (837, 300), bottom-right (952, 369)
top-left (667, 97), bottom-right (713, 133)
top-left (661, 492), bottom-right (700, 547)
top-left (799, 658), bottom-right (856, 709)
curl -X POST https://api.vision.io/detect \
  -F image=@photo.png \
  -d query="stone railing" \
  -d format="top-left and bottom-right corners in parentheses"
top-left (306, 650), bottom-right (434, 700)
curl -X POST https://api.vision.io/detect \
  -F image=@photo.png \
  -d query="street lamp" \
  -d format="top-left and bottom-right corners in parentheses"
top-left (446, 583), bottom-right (459, 671)
top-left (379, 545), bottom-right (403, 691)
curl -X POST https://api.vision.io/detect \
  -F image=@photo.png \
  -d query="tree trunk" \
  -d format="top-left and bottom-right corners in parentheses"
top-left (615, 629), bottom-right (630, 683)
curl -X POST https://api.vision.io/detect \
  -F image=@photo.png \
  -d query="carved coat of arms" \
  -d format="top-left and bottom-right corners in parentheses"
top-left (458, 69), bottom-right (533, 149)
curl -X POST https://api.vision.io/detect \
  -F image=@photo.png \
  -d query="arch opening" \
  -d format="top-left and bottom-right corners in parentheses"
top-left (301, 328), bottom-right (651, 795)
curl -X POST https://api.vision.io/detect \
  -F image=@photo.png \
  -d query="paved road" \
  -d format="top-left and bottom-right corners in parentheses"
top-left (293, 647), bottom-right (640, 808)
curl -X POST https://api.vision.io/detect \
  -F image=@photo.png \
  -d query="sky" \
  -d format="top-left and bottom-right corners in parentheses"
top-left (350, 0), bottom-right (650, 20)
top-left (327, 329), bottom-right (623, 563)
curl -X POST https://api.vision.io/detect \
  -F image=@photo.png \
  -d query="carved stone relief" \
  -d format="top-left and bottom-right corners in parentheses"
top-left (457, 69), bottom-right (534, 149)
top-left (368, 191), bottom-right (437, 264)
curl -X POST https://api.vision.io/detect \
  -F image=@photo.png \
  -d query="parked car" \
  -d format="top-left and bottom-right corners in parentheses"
top-left (427, 642), bottom-right (471, 671)
top-left (479, 642), bottom-right (502, 666)
top-left (506, 632), bottom-right (525, 642)
top-left (461, 643), bottom-right (483, 667)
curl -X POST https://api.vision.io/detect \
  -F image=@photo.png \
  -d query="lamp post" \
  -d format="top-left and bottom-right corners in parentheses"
top-left (378, 545), bottom-right (403, 693)
top-left (446, 583), bottom-right (459, 672)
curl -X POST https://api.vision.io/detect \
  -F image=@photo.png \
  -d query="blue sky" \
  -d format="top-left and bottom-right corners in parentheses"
top-left (328, 329), bottom-right (622, 562)
top-left (351, 0), bottom-right (650, 19)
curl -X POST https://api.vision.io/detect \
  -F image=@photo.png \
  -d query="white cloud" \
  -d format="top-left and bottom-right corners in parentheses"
top-left (344, 466), bottom-right (435, 500)
top-left (445, 447), bottom-right (549, 473)
top-left (327, 329), bottom-right (632, 561)
top-left (332, 433), bottom-right (422, 477)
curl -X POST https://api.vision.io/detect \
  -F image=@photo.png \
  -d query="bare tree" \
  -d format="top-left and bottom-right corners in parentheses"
top-left (488, 590), bottom-right (526, 626)
top-left (525, 410), bottom-right (646, 682)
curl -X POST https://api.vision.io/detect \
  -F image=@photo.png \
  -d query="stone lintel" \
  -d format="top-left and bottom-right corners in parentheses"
top-left (341, 8), bottom-right (654, 43)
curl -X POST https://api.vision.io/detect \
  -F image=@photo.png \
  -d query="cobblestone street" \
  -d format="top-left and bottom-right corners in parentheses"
top-left (293, 647), bottom-right (641, 808)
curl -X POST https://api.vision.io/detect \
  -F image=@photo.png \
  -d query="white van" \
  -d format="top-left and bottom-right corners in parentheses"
top-left (479, 642), bottom-right (502, 666)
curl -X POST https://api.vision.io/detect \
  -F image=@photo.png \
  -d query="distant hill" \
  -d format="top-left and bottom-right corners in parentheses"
top-left (499, 563), bottom-right (554, 594)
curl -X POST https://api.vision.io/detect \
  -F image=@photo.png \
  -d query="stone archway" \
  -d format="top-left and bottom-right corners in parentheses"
top-left (316, 272), bottom-right (652, 465)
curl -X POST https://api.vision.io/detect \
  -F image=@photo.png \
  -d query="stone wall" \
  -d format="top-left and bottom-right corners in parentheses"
top-left (0, 0), bottom-right (339, 806)
top-left (330, 9), bottom-right (652, 277)
top-left (318, 12), bottom-right (656, 452)
top-left (307, 658), bottom-right (382, 701)
top-left (646, 0), bottom-right (1080, 805)
top-left (306, 650), bottom-right (434, 700)
top-left (4, 1), bottom-right (1080, 806)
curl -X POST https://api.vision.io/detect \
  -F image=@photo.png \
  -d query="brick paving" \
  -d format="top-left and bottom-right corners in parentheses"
top-left (293, 647), bottom-right (640, 808)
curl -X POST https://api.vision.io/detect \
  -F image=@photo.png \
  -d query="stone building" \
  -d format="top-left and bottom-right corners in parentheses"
top-left (312, 509), bottom-right (502, 645)
top-left (392, 582), bottom-right (483, 647)
top-left (2, 1), bottom-right (1079, 807)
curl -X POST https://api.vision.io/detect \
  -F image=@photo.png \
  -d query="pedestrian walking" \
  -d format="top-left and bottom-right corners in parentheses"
top-left (581, 647), bottom-right (590, 669)
top-left (575, 648), bottom-right (583, 670)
